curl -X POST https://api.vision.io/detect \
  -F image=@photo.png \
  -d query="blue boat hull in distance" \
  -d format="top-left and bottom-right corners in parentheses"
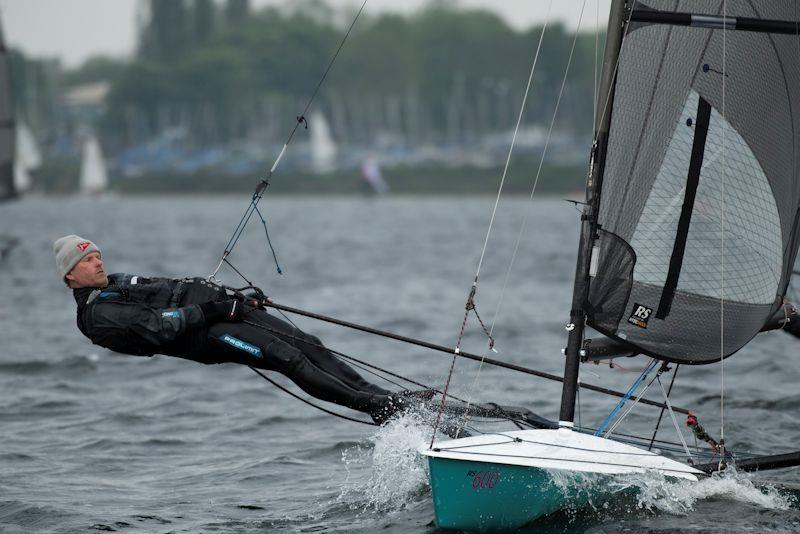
top-left (421, 428), bottom-right (701, 532)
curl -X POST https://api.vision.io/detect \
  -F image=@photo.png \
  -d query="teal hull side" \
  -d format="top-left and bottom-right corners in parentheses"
top-left (426, 456), bottom-right (592, 532)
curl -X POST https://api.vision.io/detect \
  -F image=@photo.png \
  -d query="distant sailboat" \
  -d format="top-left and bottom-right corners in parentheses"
top-left (13, 121), bottom-right (41, 194)
top-left (309, 110), bottom-right (336, 173)
top-left (79, 135), bottom-right (108, 195)
top-left (360, 156), bottom-right (389, 195)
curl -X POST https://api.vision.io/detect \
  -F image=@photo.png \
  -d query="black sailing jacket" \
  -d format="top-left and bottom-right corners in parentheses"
top-left (73, 273), bottom-right (226, 357)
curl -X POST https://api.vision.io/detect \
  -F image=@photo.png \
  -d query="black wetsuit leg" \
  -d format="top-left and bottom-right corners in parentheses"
top-left (243, 309), bottom-right (390, 396)
top-left (199, 318), bottom-right (387, 414)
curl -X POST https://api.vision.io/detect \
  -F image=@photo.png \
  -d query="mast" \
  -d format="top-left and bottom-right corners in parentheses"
top-left (559, 0), bottom-right (629, 428)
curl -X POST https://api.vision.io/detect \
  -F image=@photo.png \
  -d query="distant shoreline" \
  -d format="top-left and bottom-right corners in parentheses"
top-left (33, 160), bottom-right (589, 196)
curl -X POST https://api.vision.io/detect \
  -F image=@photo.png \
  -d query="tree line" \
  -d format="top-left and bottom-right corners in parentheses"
top-left (14, 0), bottom-right (605, 154)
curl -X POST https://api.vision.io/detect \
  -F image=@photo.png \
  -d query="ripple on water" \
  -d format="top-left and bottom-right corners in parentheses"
top-left (0, 501), bottom-right (75, 532)
top-left (0, 355), bottom-right (98, 376)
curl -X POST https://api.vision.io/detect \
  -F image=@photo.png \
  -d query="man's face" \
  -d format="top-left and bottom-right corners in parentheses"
top-left (66, 251), bottom-right (108, 288)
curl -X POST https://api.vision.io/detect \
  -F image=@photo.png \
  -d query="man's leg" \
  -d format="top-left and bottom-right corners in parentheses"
top-left (244, 309), bottom-right (391, 396)
top-left (202, 321), bottom-right (389, 414)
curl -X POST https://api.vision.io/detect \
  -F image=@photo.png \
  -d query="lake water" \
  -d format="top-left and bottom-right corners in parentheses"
top-left (1, 195), bottom-right (799, 533)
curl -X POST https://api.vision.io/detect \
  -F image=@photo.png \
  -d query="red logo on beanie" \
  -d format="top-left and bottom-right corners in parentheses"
top-left (76, 242), bottom-right (91, 251)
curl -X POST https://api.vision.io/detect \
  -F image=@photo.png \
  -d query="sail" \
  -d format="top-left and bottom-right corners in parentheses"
top-left (309, 110), bottom-right (336, 173)
top-left (586, 1), bottom-right (800, 364)
top-left (79, 135), bottom-right (108, 194)
top-left (0, 17), bottom-right (15, 200)
top-left (13, 121), bottom-right (40, 193)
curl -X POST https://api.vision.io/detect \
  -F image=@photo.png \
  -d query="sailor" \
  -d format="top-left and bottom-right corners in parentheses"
top-left (55, 234), bottom-right (420, 424)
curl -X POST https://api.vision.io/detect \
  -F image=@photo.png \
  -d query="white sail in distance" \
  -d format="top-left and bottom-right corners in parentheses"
top-left (79, 135), bottom-right (108, 195)
top-left (13, 121), bottom-right (40, 193)
top-left (309, 110), bottom-right (337, 174)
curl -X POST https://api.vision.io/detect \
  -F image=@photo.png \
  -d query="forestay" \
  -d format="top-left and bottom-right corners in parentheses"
top-left (587, 0), bottom-right (800, 364)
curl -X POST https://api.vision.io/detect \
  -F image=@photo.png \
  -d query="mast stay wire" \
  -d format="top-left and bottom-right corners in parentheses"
top-left (459, 0), bottom-right (590, 431)
top-left (209, 0), bottom-right (370, 281)
top-left (429, 0), bottom-right (570, 444)
top-left (455, 0), bottom-right (640, 433)
top-left (719, 0), bottom-right (726, 457)
top-left (242, 315), bottom-right (711, 448)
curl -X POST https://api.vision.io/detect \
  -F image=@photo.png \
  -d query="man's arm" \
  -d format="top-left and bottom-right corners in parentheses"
top-left (83, 299), bottom-right (207, 355)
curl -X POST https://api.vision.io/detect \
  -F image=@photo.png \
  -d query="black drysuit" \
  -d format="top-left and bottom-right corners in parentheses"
top-left (73, 274), bottom-right (391, 414)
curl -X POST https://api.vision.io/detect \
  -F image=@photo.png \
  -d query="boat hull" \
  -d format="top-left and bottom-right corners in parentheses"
top-left (427, 456), bottom-right (589, 531)
top-left (422, 428), bottom-right (701, 531)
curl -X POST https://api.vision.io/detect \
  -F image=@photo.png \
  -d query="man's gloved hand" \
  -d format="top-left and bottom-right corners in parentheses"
top-left (239, 291), bottom-right (272, 309)
top-left (199, 299), bottom-right (246, 324)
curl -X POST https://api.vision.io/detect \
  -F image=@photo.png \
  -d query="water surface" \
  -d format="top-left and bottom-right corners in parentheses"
top-left (1, 195), bottom-right (799, 533)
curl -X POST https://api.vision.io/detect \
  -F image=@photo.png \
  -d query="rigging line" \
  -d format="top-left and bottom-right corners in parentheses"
top-left (577, 376), bottom-right (582, 429)
top-left (247, 366), bottom-right (376, 426)
top-left (593, 0), bottom-right (599, 135)
top-left (648, 364), bottom-right (679, 450)
top-left (335, 354), bottom-right (409, 391)
top-left (595, 358), bottom-right (657, 436)
top-left (460, 0), bottom-right (589, 432)
top-left (210, 0), bottom-right (369, 279)
top-left (605, 359), bottom-right (661, 439)
top-left (471, 0), bottom-right (554, 284)
top-left (591, 0), bottom-right (637, 147)
top-left (240, 317), bottom-right (479, 409)
top-left (243, 316), bottom-right (539, 430)
top-left (457, 0), bottom-right (554, 430)
top-left (656, 374), bottom-right (694, 463)
top-left (720, 0), bottom-right (727, 455)
top-left (261, 300), bottom-right (692, 413)
top-left (254, 204), bottom-right (283, 274)
top-left (488, 0), bottom-right (589, 341)
top-left (223, 258), bottom-right (255, 287)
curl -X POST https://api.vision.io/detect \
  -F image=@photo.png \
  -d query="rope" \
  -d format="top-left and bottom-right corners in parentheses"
top-left (430, 285), bottom-right (478, 447)
top-left (648, 364), bottom-right (679, 450)
top-left (248, 366), bottom-right (375, 426)
top-left (460, 0), bottom-right (593, 435)
top-left (591, 1), bottom-right (637, 148)
top-left (595, 359), bottom-right (657, 436)
top-left (240, 316), bottom-right (538, 431)
top-left (253, 203), bottom-right (282, 274)
top-left (457, 2), bottom-right (554, 434)
top-left (241, 304), bottom-right (721, 457)
top-left (719, 0), bottom-right (727, 468)
top-left (260, 299), bottom-right (692, 413)
top-left (604, 360), bottom-right (662, 439)
top-left (656, 375), bottom-right (693, 463)
top-left (210, 0), bottom-right (369, 280)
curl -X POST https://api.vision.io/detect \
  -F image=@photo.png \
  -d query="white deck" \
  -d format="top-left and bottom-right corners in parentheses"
top-left (421, 428), bottom-right (702, 481)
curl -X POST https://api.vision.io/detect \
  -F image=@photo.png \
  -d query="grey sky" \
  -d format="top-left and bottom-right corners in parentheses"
top-left (0, 0), bottom-right (610, 68)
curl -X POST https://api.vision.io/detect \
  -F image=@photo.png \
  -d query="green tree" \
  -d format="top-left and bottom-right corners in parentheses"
top-left (193, 0), bottom-right (216, 46)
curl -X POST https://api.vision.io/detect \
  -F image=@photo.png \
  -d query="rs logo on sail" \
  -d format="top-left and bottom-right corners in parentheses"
top-left (627, 303), bottom-right (653, 329)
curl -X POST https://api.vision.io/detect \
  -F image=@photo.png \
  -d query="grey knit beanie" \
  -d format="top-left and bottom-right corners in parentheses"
top-left (53, 235), bottom-right (101, 281)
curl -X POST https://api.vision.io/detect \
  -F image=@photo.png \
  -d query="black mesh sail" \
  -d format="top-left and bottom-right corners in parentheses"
top-left (587, 1), bottom-right (800, 364)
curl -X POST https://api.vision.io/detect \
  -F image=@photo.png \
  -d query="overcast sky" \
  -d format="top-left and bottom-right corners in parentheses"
top-left (0, 0), bottom-right (611, 68)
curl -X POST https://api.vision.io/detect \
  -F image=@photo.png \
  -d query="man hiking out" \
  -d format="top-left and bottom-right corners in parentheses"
top-left (55, 234), bottom-right (427, 424)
